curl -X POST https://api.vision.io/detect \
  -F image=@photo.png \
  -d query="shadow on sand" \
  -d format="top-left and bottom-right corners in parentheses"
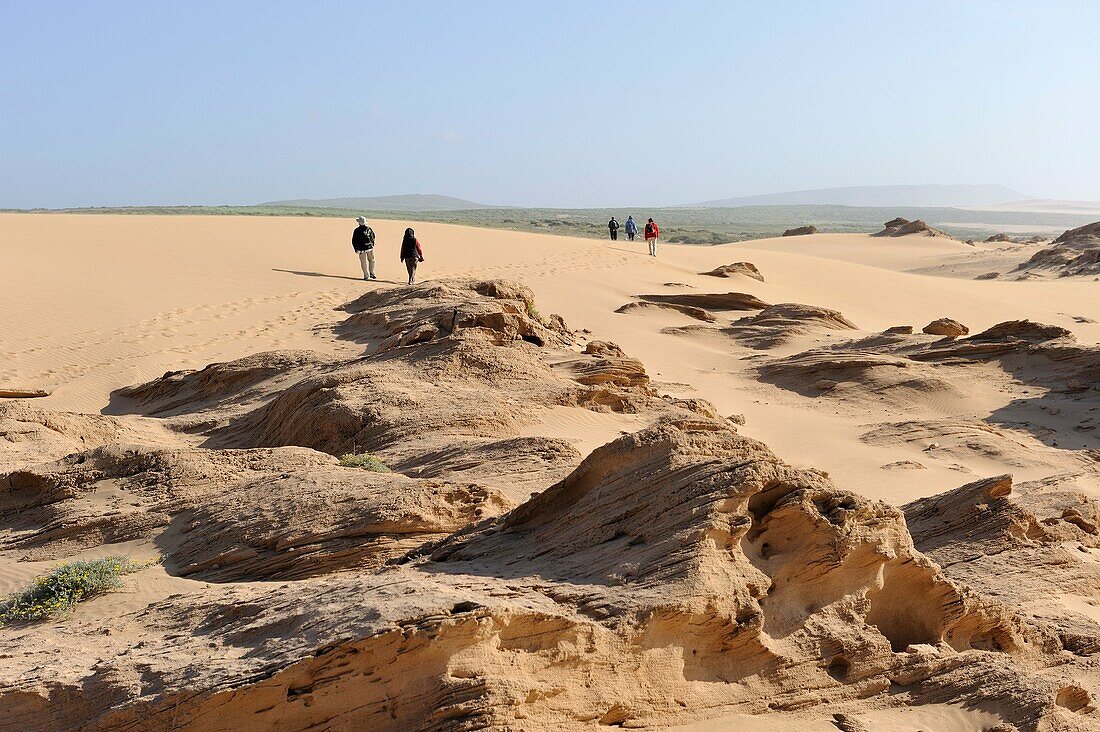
top-left (272, 268), bottom-right (366, 282)
top-left (607, 245), bottom-right (651, 257)
top-left (273, 268), bottom-right (406, 285)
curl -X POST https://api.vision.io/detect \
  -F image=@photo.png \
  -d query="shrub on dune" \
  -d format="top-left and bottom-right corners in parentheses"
top-left (338, 453), bottom-right (391, 472)
top-left (0, 556), bottom-right (150, 625)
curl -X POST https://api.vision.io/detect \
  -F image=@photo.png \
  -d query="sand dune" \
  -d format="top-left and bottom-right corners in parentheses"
top-left (2, 213), bottom-right (1100, 730)
top-left (4, 214), bottom-right (1097, 495)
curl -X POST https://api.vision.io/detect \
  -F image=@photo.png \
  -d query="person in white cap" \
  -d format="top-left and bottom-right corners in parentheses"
top-left (351, 216), bottom-right (377, 280)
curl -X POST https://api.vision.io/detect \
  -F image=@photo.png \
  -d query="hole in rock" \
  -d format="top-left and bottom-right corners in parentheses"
top-left (967, 624), bottom-right (1015, 652)
top-left (827, 655), bottom-right (850, 681)
top-left (1056, 685), bottom-right (1091, 712)
top-left (865, 561), bottom-right (948, 652)
top-left (747, 481), bottom-right (791, 529)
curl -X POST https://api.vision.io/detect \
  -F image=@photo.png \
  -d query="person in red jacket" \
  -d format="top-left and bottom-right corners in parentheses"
top-left (399, 227), bottom-right (425, 284)
top-left (644, 218), bottom-right (660, 257)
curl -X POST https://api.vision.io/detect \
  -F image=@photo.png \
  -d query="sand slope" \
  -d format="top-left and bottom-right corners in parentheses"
top-left (4, 214), bottom-right (1096, 504)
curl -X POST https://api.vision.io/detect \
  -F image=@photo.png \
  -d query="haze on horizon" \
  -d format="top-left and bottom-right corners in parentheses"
top-left (3, 0), bottom-right (1098, 210)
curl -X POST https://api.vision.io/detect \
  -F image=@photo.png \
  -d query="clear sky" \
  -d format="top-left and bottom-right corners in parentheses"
top-left (3, 1), bottom-right (1098, 208)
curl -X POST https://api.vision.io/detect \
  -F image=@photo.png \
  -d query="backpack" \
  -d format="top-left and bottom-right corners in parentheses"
top-left (644, 222), bottom-right (655, 238)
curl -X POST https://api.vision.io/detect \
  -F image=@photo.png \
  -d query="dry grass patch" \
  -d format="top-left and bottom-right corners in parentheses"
top-left (338, 453), bottom-right (392, 472)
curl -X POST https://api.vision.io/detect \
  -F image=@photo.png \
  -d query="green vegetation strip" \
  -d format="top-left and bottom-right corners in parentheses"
top-left (0, 556), bottom-right (152, 625)
top-left (6, 204), bottom-right (1090, 243)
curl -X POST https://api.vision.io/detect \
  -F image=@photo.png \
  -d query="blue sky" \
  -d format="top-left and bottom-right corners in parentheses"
top-left (2, 1), bottom-right (1098, 208)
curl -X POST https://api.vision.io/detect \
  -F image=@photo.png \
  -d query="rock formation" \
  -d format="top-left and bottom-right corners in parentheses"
top-left (782, 225), bottom-right (819, 237)
top-left (1016, 221), bottom-right (1100, 277)
top-left (636, 292), bottom-right (770, 311)
top-left (922, 318), bottom-right (969, 337)
top-left (4, 413), bottom-right (1093, 731)
top-left (873, 218), bottom-right (952, 238)
top-left (759, 316), bottom-right (1100, 492)
top-left (762, 319), bottom-right (1091, 393)
top-left (904, 473), bottom-right (1100, 659)
top-left (615, 300), bottom-right (716, 322)
top-left (1056, 222), bottom-right (1100, 249)
top-left (0, 402), bottom-right (167, 472)
top-left (724, 303), bottom-right (858, 349)
top-left (3, 281), bottom-right (1100, 731)
top-left (700, 261), bottom-right (765, 281)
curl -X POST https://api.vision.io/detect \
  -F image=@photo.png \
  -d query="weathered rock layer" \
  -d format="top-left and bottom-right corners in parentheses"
top-left (2, 280), bottom-right (1099, 731)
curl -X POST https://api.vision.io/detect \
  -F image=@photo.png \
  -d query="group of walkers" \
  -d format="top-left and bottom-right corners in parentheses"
top-left (350, 211), bottom-right (663, 284)
top-left (607, 215), bottom-right (660, 256)
top-left (351, 216), bottom-right (424, 284)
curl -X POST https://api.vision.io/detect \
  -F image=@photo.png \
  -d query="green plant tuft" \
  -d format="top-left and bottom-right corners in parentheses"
top-left (523, 297), bottom-right (545, 325)
top-left (0, 556), bottom-right (151, 625)
top-left (338, 453), bottom-right (391, 472)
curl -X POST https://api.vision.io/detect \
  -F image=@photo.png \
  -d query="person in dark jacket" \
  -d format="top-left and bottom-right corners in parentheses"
top-left (624, 215), bottom-right (637, 241)
top-left (351, 216), bottom-right (377, 280)
top-left (399, 227), bottom-right (425, 284)
top-left (607, 217), bottom-right (619, 241)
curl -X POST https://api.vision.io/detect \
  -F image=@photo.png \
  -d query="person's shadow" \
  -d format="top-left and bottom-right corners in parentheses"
top-left (272, 268), bottom-right (401, 284)
top-left (608, 246), bottom-right (650, 257)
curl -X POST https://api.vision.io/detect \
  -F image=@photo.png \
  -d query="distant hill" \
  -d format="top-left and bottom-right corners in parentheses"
top-left (260, 194), bottom-right (493, 211)
top-left (699, 184), bottom-right (1026, 209)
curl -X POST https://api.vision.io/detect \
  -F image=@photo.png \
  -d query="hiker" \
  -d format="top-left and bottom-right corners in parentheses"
top-left (351, 216), bottom-right (377, 280)
top-left (608, 216), bottom-right (619, 241)
top-left (644, 217), bottom-right (660, 256)
top-left (624, 215), bottom-right (637, 241)
top-left (399, 227), bottom-right (425, 284)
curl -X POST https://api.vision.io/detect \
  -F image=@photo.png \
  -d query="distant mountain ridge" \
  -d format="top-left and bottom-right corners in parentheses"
top-left (261, 194), bottom-right (493, 211)
top-left (698, 184), bottom-right (1027, 209)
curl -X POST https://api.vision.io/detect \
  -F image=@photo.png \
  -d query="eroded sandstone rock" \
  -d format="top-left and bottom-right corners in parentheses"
top-left (923, 318), bottom-right (969, 337)
top-left (700, 262), bottom-right (765, 281)
top-left (1, 280), bottom-right (1096, 732)
top-left (636, 292), bottom-right (770, 311)
top-left (724, 303), bottom-right (857, 349)
top-left (873, 218), bottom-right (951, 238)
top-left (615, 301), bottom-right (716, 322)
top-left (1014, 222), bottom-right (1100, 277)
